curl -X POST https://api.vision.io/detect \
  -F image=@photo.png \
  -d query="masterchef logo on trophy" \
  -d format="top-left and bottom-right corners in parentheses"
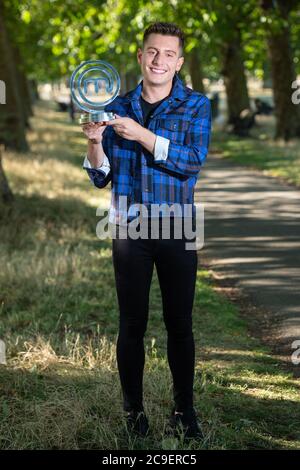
top-left (70, 60), bottom-right (120, 124)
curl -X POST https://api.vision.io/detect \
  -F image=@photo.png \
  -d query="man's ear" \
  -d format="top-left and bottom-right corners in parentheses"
top-left (137, 48), bottom-right (142, 64)
top-left (176, 56), bottom-right (184, 73)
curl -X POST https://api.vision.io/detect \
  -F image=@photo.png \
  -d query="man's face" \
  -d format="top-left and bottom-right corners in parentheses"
top-left (137, 33), bottom-right (184, 87)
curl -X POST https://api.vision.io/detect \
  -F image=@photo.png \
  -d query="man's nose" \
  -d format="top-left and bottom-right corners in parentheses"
top-left (152, 53), bottom-right (164, 65)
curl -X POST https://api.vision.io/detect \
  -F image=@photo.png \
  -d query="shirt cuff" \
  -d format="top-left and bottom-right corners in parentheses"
top-left (82, 154), bottom-right (111, 176)
top-left (154, 135), bottom-right (169, 162)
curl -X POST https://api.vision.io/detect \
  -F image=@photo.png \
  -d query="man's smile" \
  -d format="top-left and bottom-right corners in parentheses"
top-left (149, 67), bottom-right (167, 74)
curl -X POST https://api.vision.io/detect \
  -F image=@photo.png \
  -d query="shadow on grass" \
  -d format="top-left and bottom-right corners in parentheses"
top-left (1, 361), bottom-right (300, 450)
top-left (28, 101), bottom-right (91, 168)
top-left (0, 192), bottom-right (111, 253)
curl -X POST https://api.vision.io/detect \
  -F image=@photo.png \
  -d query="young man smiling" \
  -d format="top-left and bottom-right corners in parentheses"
top-left (82, 22), bottom-right (211, 441)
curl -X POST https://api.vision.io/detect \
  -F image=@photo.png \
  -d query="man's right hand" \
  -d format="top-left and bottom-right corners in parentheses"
top-left (81, 122), bottom-right (107, 144)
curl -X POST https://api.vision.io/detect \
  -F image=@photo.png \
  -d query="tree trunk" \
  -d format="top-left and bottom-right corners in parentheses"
top-left (124, 70), bottom-right (138, 93)
top-left (221, 32), bottom-right (250, 124)
top-left (267, 21), bottom-right (300, 140)
top-left (188, 47), bottom-right (205, 93)
top-left (119, 64), bottom-right (127, 96)
top-left (262, 60), bottom-right (272, 89)
top-left (29, 79), bottom-right (39, 102)
top-left (0, 145), bottom-right (14, 203)
top-left (0, 0), bottom-right (29, 152)
top-left (12, 44), bottom-right (34, 127)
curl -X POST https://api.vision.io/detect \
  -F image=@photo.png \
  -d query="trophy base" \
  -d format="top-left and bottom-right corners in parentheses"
top-left (79, 112), bottom-right (115, 125)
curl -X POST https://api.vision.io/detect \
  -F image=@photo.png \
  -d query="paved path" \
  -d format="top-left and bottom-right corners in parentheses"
top-left (195, 152), bottom-right (300, 366)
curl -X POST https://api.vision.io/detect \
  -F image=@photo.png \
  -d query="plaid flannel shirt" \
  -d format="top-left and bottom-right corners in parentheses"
top-left (82, 73), bottom-right (212, 225)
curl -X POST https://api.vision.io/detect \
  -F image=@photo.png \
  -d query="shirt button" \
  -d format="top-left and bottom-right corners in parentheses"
top-left (150, 115), bottom-right (153, 118)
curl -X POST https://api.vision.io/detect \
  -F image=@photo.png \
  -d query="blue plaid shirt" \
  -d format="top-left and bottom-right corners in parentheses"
top-left (83, 73), bottom-right (212, 225)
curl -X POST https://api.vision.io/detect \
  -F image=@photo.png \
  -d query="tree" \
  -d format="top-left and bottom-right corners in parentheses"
top-left (0, 0), bottom-right (28, 151)
top-left (260, 0), bottom-right (300, 140)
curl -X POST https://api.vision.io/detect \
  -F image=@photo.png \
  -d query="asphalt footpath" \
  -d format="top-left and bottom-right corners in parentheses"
top-left (195, 151), bottom-right (300, 372)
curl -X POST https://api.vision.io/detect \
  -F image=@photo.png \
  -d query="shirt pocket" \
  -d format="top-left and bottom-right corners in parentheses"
top-left (157, 118), bottom-right (190, 144)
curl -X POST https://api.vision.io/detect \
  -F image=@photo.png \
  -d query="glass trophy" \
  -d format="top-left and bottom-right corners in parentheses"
top-left (70, 60), bottom-right (120, 125)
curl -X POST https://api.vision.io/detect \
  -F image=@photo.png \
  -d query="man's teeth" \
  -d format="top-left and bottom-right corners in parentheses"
top-left (150, 68), bottom-right (166, 74)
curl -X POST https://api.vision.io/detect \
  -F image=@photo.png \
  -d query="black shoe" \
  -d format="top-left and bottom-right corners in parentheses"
top-left (125, 410), bottom-right (150, 437)
top-left (165, 406), bottom-right (204, 441)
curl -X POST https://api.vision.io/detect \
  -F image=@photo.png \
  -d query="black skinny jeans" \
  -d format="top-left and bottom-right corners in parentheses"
top-left (112, 217), bottom-right (198, 413)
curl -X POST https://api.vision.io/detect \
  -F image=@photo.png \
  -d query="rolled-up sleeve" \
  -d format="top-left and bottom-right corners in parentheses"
top-left (153, 96), bottom-right (212, 178)
top-left (82, 153), bottom-right (111, 189)
top-left (154, 135), bottom-right (169, 161)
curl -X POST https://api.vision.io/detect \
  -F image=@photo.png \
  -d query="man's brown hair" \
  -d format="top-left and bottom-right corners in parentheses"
top-left (143, 22), bottom-right (185, 57)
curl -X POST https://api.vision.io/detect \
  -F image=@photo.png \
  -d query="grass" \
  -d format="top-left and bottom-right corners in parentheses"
top-left (0, 101), bottom-right (300, 450)
top-left (211, 114), bottom-right (300, 187)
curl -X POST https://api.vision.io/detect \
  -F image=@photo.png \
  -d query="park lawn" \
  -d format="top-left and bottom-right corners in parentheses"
top-left (211, 115), bottom-right (300, 188)
top-left (0, 102), bottom-right (300, 450)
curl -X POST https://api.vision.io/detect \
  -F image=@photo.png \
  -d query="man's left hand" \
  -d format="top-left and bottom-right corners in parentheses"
top-left (105, 114), bottom-right (144, 141)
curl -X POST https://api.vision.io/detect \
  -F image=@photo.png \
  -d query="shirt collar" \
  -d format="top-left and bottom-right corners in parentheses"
top-left (122, 73), bottom-right (190, 103)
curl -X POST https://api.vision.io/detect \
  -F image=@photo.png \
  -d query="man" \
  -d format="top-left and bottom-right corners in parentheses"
top-left (82, 22), bottom-right (211, 441)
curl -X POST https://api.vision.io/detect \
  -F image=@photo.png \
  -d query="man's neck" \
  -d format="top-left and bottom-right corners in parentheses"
top-left (141, 78), bottom-right (173, 103)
